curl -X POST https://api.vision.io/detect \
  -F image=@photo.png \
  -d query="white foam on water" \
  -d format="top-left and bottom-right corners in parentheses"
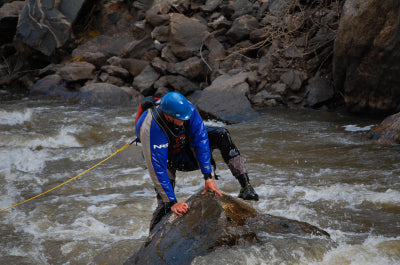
top-left (130, 187), bottom-right (156, 198)
top-left (63, 193), bottom-right (122, 205)
top-left (194, 234), bottom-right (400, 265)
top-left (203, 119), bottom-right (226, 127)
top-left (1, 148), bottom-right (48, 173)
top-left (119, 167), bottom-right (146, 175)
top-left (0, 175), bottom-right (22, 210)
top-left (70, 216), bottom-right (113, 237)
top-left (70, 142), bottom-right (119, 162)
top-left (300, 184), bottom-right (400, 206)
top-left (27, 216), bottom-right (112, 240)
top-left (112, 175), bottom-right (148, 187)
top-left (255, 180), bottom-right (400, 207)
top-left (29, 125), bottom-right (83, 149)
top-left (6, 245), bottom-right (48, 264)
top-left (60, 242), bottom-right (76, 255)
top-left (0, 109), bottom-right (33, 125)
top-left (308, 235), bottom-right (400, 265)
top-left (109, 115), bottom-right (135, 126)
top-left (87, 204), bottom-right (117, 215)
top-left (257, 199), bottom-right (317, 220)
top-left (0, 125), bottom-right (82, 149)
top-left (343, 124), bottom-right (375, 132)
top-left (18, 213), bottom-right (146, 243)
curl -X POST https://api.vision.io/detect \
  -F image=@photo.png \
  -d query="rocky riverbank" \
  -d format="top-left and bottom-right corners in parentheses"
top-left (0, 1), bottom-right (399, 127)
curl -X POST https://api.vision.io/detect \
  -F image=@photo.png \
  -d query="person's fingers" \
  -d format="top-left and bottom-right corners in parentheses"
top-left (180, 203), bottom-right (188, 213)
top-left (172, 202), bottom-right (189, 215)
top-left (204, 179), bottom-right (223, 197)
top-left (209, 186), bottom-right (222, 197)
top-left (214, 188), bottom-right (223, 197)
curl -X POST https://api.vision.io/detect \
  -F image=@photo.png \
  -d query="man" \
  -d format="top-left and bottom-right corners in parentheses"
top-left (135, 92), bottom-right (258, 231)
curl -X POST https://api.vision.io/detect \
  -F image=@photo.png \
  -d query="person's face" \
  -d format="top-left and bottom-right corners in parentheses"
top-left (164, 113), bottom-right (184, 126)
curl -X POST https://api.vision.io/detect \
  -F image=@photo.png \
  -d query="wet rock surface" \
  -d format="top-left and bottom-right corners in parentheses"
top-left (367, 112), bottom-right (400, 145)
top-left (124, 191), bottom-right (330, 265)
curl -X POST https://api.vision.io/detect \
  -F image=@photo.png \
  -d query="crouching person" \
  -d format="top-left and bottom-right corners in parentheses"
top-left (134, 92), bottom-right (258, 232)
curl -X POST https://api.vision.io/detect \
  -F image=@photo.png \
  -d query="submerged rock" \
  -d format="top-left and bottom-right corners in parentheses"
top-left (366, 112), bottom-right (400, 144)
top-left (124, 191), bottom-right (330, 265)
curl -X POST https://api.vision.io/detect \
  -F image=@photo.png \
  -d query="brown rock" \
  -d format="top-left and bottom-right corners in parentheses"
top-left (367, 112), bottom-right (400, 144)
top-left (58, 61), bottom-right (95, 82)
top-left (107, 57), bottom-right (149, 77)
top-left (226, 14), bottom-right (259, 44)
top-left (193, 72), bottom-right (259, 123)
top-left (169, 13), bottom-right (209, 59)
top-left (333, 0), bottom-right (400, 114)
top-left (124, 191), bottom-right (330, 265)
top-left (132, 65), bottom-right (160, 96)
top-left (167, 57), bottom-right (205, 80)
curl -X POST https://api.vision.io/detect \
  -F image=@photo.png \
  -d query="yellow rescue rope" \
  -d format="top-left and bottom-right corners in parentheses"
top-left (0, 140), bottom-right (135, 213)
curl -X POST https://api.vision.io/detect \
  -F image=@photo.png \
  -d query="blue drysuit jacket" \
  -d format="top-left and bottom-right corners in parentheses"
top-left (135, 103), bottom-right (212, 203)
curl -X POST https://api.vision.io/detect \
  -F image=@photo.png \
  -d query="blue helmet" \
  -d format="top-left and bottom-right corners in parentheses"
top-left (159, 92), bottom-right (192, 120)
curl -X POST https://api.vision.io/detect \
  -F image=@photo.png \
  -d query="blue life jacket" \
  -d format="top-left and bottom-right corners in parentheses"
top-left (135, 101), bottom-right (212, 203)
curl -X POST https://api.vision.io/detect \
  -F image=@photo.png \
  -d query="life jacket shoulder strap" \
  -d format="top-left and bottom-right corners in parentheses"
top-left (151, 108), bottom-right (175, 144)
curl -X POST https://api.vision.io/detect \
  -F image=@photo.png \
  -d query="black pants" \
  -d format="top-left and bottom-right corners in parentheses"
top-left (149, 126), bottom-right (248, 231)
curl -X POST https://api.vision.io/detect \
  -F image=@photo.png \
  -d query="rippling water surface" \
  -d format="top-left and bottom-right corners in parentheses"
top-left (0, 99), bottom-right (399, 265)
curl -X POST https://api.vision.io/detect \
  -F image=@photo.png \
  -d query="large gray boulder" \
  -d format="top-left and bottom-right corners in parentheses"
top-left (333, 0), bottom-right (400, 114)
top-left (192, 72), bottom-right (259, 123)
top-left (305, 75), bottom-right (334, 107)
top-left (124, 191), bottom-right (330, 265)
top-left (16, 0), bottom-right (88, 56)
top-left (132, 65), bottom-right (160, 96)
top-left (77, 82), bottom-right (141, 106)
top-left (167, 56), bottom-right (205, 80)
top-left (57, 61), bottom-right (96, 82)
top-left (168, 13), bottom-right (209, 59)
top-left (29, 74), bottom-right (77, 100)
top-left (226, 14), bottom-right (259, 44)
top-left (71, 35), bottom-right (138, 67)
top-left (107, 57), bottom-right (149, 77)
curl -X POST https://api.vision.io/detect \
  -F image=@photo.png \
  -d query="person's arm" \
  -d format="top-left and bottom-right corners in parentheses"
top-left (186, 104), bottom-right (222, 197)
top-left (140, 113), bottom-right (176, 203)
top-left (186, 104), bottom-right (213, 174)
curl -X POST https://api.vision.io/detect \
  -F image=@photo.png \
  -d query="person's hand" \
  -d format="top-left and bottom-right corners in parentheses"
top-left (171, 202), bottom-right (189, 215)
top-left (202, 179), bottom-right (223, 197)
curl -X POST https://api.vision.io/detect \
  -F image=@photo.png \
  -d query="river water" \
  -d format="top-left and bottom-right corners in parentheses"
top-left (0, 99), bottom-right (399, 265)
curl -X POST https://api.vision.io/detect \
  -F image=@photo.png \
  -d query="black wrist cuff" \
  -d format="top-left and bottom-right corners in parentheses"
top-left (162, 200), bottom-right (178, 214)
top-left (166, 200), bottom-right (177, 207)
top-left (163, 200), bottom-right (177, 214)
top-left (203, 173), bottom-right (213, 180)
